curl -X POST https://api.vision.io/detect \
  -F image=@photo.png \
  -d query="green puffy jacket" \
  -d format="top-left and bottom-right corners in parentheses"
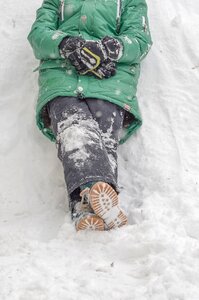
top-left (28, 0), bottom-right (152, 144)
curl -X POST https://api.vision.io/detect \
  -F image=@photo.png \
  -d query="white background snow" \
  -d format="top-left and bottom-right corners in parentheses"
top-left (0, 0), bottom-right (199, 299)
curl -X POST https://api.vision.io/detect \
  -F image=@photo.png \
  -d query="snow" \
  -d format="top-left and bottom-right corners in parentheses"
top-left (52, 31), bottom-right (64, 40)
top-left (0, 0), bottom-right (199, 299)
top-left (57, 117), bottom-right (97, 165)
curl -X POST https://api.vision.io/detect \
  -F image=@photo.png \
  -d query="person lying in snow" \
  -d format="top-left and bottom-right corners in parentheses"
top-left (28, 0), bottom-right (152, 231)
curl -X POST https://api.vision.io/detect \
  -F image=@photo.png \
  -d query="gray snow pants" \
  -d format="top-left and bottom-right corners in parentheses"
top-left (47, 96), bottom-right (124, 201)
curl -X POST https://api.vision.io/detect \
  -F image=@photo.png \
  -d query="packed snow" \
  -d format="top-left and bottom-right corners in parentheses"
top-left (0, 0), bottom-right (199, 299)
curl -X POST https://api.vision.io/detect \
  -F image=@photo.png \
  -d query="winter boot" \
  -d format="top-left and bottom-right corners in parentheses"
top-left (81, 182), bottom-right (128, 229)
top-left (72, 189), bottom-right (105, 231)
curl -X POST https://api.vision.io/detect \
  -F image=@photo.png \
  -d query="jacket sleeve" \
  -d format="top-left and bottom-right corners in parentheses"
top-left (27, 0), bottom-right (68, 60)
top-left (117, 0), bottom-right (152, 64)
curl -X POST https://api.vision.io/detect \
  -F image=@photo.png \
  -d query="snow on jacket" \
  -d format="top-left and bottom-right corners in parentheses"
top-left (28, 0), bottom-right (152, 144)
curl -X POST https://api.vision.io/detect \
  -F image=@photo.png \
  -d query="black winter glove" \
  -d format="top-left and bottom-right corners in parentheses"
top-left (101, 36), bottom-right (123, 61)
top-left (59, 36), bottom-right (85, 69)
top-left (83, 37), bottom-right (122, 78)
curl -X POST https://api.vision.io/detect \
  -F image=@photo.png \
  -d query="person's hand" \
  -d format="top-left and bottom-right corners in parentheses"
top-left (82, 37), bottom-right (122, 78)
top-left (59, 37), bottom-right (107, 74)
top-left (59, 36), bottom-right (85, 69)
top-left (101, 36), bottom-right (123, 61)
top-left (59, 36), bottom-right (85, 56)
top-left (83, 37), bottom-right (122, 78)
top-left (59, 36), bottom-right (121, 78)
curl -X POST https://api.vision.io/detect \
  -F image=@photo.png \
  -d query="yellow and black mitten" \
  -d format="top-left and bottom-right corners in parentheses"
top-left (78, 41), bottom-right (107, 76)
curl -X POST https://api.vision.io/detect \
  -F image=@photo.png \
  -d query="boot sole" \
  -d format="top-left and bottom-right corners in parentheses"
top-left (89, 182), bottom-right (128, 229)
top-left (76, 214), bottom-right (105, 231)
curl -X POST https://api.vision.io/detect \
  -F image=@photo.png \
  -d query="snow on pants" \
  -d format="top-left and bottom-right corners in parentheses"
top-left (47, 96), bottom-right (124, 198)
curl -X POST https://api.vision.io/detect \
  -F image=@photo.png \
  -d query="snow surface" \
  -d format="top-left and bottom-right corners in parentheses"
top-left (0, 0), bottom-right (199, 299)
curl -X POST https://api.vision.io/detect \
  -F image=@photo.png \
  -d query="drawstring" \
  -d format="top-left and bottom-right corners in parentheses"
top-left (60, 0), bottom-right (64, 21)
top-left (116, 0), bottom-right (122, 33)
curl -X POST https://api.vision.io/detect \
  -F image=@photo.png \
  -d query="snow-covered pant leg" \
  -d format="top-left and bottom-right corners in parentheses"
top-left (86, 98), bottom-right (124, 181)
top-left (47, 96), bottom-right (124, 197)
